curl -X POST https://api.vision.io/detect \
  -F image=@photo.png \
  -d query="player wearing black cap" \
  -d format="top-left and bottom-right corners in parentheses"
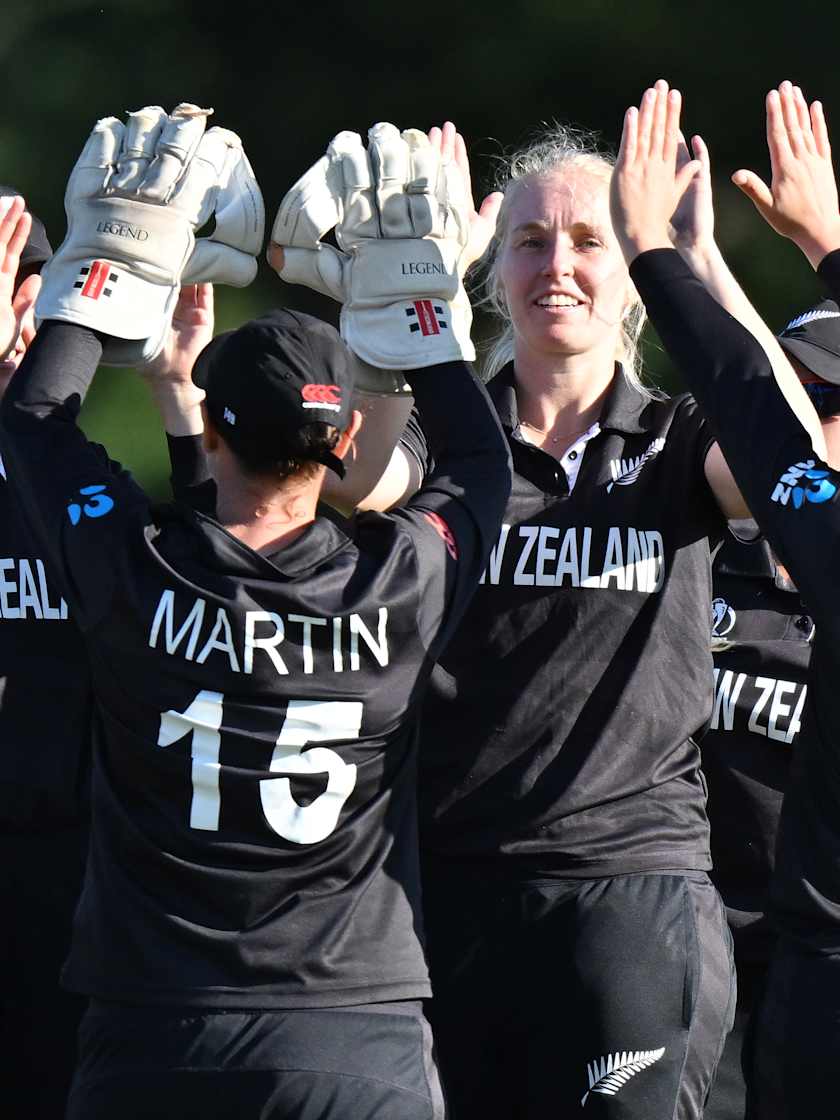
top-left (0, 110), bottom-right (509, 1120)
top-left (610, 77), bottom-right (840, 1119)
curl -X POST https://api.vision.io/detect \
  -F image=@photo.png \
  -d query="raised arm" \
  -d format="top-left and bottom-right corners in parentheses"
top-left (0, 104), bottom-right (264, 625)
top-left (610, 80), bottom-right (840, 640)
top-left (271, 121), bottom-right (503, 515)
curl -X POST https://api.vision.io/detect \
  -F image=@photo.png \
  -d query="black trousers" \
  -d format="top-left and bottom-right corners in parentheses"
top-left (703, 958), bottom-right (766, 1120)
top-left (423, 868), bottom-right (736, 1119)
top-left (750, 943), bottom-right (840, 1119)
top-left (0, 826), bottom-right (88, 1120)
top-left (67, 999), bottom-right (445, 1120)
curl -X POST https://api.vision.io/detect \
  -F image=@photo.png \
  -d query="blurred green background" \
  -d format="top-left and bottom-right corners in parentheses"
top-left (4, 0), bottom-right (837, 495)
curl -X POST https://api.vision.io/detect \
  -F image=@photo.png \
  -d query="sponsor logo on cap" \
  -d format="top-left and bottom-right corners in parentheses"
top-left (223, 407), bottom-right (236, 426)
top-left (301, 384), bottom-right (341, 412)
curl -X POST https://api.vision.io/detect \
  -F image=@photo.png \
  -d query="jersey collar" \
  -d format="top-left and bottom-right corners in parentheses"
top-left (488, 362), bottom-right (653, 436)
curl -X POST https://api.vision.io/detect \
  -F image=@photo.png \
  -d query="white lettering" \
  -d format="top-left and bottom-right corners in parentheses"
top-left (349, 608), bottom-right (389, 670)
top-left (148, 589), bottom-right (206, 659)
top-left (243, 611), bottom-right (288, 675)
top-left (513, 526), bottom-right (539, 586)
top-left (711, 668), bottom-right (747, 730)
top-left (748, 676), bottom-right (776, 736)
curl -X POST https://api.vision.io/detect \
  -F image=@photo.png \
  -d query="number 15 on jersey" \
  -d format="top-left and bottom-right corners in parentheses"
top-left (157, 690), bottom-right (363, 844)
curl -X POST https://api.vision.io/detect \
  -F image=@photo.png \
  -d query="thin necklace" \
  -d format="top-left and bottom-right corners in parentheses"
top-left (519, 417), bottom-right (593, 446)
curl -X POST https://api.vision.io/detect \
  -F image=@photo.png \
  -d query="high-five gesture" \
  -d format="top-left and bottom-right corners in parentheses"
top-left (427, 121), bottom-right (503, 273)
top-left (733, 82), bottom-right (840, 268)
top-left (0, 195), bottom-right (34, 363)
top-left (610, 79), bottom-right (700, 264)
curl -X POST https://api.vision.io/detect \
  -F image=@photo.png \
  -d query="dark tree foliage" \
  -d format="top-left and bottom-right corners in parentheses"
top-left (3, 0), bottom-right (837, 493)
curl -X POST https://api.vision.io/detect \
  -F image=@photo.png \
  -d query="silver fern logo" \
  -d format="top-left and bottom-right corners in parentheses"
top-left (606, 438), bottom-right (665, 493)
top-left (581, 1047), bottom-right (666, 1105)
top-left (783, 307), bottom-right (840, 331)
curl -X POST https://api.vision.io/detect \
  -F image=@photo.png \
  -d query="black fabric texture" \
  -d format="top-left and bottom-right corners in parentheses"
top-left (67, 1001), bottom-right (444, 1120)
top-left (416, 362), bottom-right (723, 876)
top-left (0, 321), bottom-right (510, 1010)
top-left (423, 869), bottom-right (734, 1119)
top-left (629, 248), bottom-right (840, 954)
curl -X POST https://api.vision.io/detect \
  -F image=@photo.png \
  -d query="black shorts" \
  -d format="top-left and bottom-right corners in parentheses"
top-left (422, 868), bottom-right (736, 1120)
top-left (67, 999), bottom-right (445, 1120)
top-left (0, 826), bottom-right (88, 1120)
top-left (750, 944), bottom-right (840, 1120)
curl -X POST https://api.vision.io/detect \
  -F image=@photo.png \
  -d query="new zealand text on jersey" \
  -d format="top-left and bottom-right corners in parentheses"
top-left (0, 556), bottom-right (69, 619)
top-left (148, 589), bottom-right (390, 675)
top-left (480, 524), bottom-right (665, 592)
top-left (711, 667), bottom-right (806, 745)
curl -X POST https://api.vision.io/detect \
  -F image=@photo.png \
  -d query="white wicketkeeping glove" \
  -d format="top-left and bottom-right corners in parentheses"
top-left (37, 103), bottom-right (265, 365)
top-left (270, 123), bottom-right (474, 374)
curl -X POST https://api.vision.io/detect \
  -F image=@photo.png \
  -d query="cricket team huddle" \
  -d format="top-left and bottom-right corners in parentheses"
top-left (3, 78), bottom-right (840, 1119)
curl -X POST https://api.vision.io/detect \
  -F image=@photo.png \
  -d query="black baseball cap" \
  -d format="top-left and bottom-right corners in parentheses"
top-left (192, 308), bottom-right (355, 477)
top-left (778, 299), bottom-right (840, 385)
top-left (0, 184), bottom-right (52, 280)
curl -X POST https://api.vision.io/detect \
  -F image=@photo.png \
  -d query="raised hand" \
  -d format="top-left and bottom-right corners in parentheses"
top-left (141, 283), bottom-right (213, 435)
top-left (143, 283), bottom-right (214, 387)
top-left (669, 133), bottom-right (715, 254)
top-left (732, 82), bottom-right (840, 268)
top-left (0, 196), bottom-right (33, 362)
top-left (428, 121), bottom-right (503, 273)
top-left (610, 79), bottom-right (700, 264)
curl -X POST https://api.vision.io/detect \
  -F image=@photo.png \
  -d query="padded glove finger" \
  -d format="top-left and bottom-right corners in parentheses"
top-left (403, 129), bottom-right (441, 238)
top-left (335, 131), bottom-right (377, 249)
top-left (368, 122), bottom-right (413, 239)
top-left (141, 104), bottom-right (211, 202)
top-left (276, 244), bottom-right (346, 301)
top-left (182, 241), bottom-right (258, 287)
top-left (271, 131), bottom-right (355, 251)
top-left (66, 117), bottom-right (125, 200)
top-left (111, 106), bottom-right (167, 192)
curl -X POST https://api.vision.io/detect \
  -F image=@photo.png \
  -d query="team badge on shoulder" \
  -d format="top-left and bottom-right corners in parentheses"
top-left (711, 597), bottom-right (736, 638)
top-left (67, 483), bottom-right (114, 525)
top-left (771, 459), bottom-right (838, 509)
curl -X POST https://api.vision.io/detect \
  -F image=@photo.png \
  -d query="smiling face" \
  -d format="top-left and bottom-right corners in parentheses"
top-left (497, 166), bottom-right (632, 368)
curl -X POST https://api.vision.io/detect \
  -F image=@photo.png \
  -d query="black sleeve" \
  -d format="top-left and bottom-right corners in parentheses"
top-left (630, 248), bottom-right (840, 644)
top-left (166, 432), bottom-right (217, 514)
top-left (398, 407), bottom-right (432, 477)
top-left (0, 321), bottom-right (151, 630)
top-left (385, 360), bottom-right (511, 655)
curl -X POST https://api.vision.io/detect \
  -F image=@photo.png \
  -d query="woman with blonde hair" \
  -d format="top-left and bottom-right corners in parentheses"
top-left (313, 110), bottom-right (822, 1116)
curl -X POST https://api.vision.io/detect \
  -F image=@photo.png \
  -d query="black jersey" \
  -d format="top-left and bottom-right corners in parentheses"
top-left (0, 449), bottom-right (91, 828)
top-left (0, 321), bottom-right (510, 1008)
top-left (0, 430), bottom-right (213, 832)
top-left (631, 247), bottom-right (840, 953)
top-left (407, 362), bottom-right (723, 876)
top-left (706, 534), bottom-right (812, 966)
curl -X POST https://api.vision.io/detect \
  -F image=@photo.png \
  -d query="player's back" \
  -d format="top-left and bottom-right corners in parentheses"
top-left (66, 498), bottom-right (452, 1008)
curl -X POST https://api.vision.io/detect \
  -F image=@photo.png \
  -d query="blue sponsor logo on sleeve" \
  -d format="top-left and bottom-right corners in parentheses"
top-left (770, 461), bottom-right (838, 509)
top-left (67, 484), bottom-right (115, 525)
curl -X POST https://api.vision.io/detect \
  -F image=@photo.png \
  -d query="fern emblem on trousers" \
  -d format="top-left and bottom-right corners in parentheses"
top-left (581, 1047), bottom-right (666, 1105)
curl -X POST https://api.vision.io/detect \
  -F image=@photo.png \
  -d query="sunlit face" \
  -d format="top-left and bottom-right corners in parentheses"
top-left (0, 273), bottom-right (40, 399)
top-left (497, 167), bottom-right (632, 365)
